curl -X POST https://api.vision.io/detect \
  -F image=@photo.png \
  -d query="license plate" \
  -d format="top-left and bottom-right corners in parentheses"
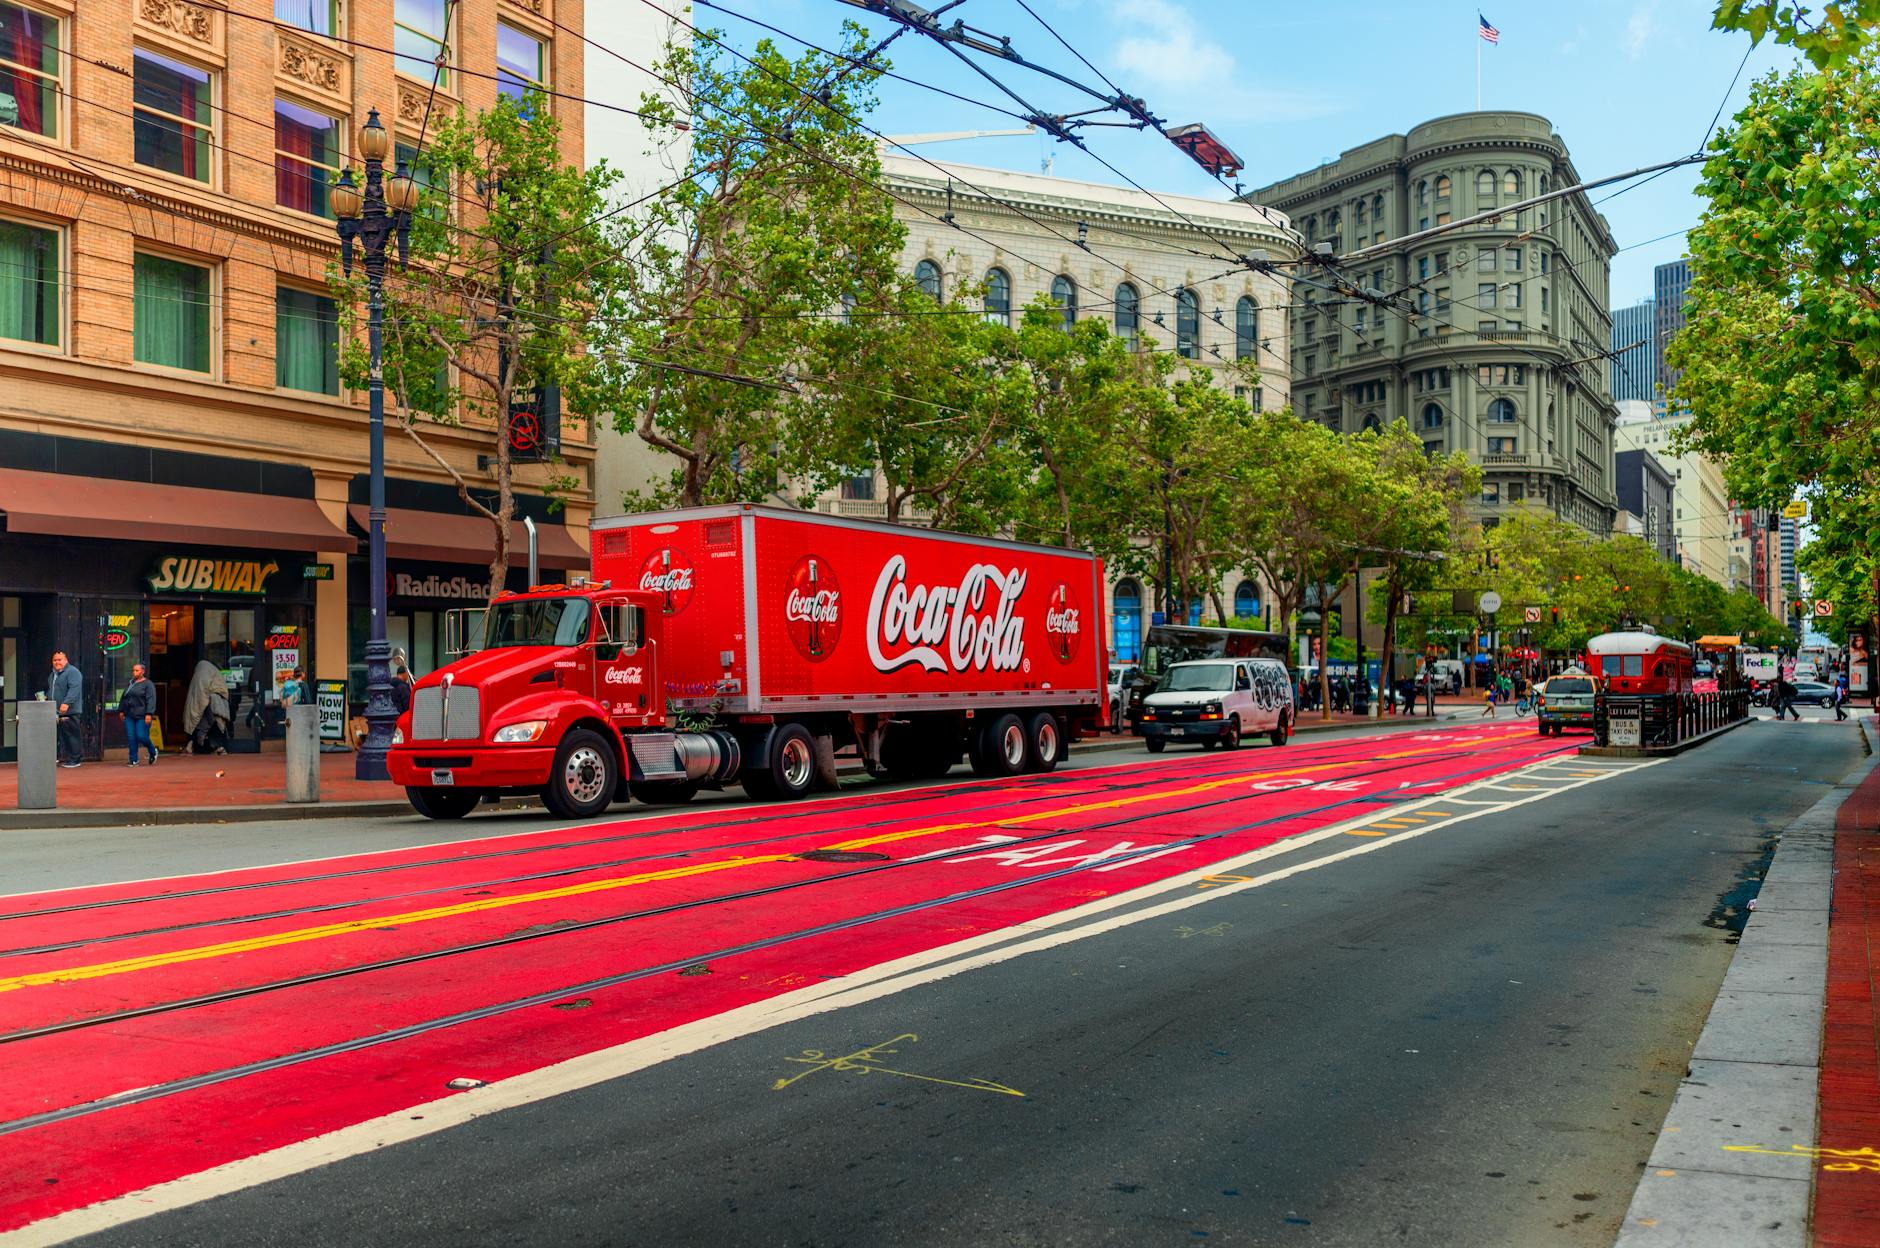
top-left (431, 769), bottom-right (455, 786)
top-left (1169, 728), bottom-right (1186, 736)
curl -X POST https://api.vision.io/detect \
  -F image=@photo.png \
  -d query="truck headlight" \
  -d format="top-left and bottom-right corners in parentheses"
top-left (492, 720), bottom-right (547, 743)
top-left (392, 726), bottom-right (403, 745)
top-left (1201, 702), bottom-right (1223, 720)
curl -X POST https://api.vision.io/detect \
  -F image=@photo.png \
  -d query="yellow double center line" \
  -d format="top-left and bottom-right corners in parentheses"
top-left (0, 735), bottom-right (1525, 995)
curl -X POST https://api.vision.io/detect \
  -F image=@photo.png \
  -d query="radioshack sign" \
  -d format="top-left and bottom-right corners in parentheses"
top-left (394, 573), bottom-right (490, 601)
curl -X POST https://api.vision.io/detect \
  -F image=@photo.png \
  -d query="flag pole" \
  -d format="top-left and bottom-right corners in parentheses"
top-left (1476, 29), bottom-right (1482, 110)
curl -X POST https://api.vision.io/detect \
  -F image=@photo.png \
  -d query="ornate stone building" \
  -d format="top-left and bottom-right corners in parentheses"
top-left (1249, 112), bottom-right (1622, 538)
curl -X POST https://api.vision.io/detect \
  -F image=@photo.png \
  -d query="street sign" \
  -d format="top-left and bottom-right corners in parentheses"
top-left (1479, 591), bottom-right (1503, 614)
top-left (1608, 704), bottom-right (1641, 748)
top-left (1783, 500), bottom-right (1809, 520)
top-left (1523, 606), bottom-right (1541, 623)
top-left (1815, 599), bottom-right (1834, 617)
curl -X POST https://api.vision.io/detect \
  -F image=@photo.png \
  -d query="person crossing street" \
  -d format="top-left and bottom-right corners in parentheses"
top-left (120, 662), bottom-right (158, 766)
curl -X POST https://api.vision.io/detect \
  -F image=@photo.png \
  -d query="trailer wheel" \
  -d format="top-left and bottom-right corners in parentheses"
top-left (1025, 712), bottom-right (1063, 773)
top-left (629, 779), bottom-right (701, 805)
top-left (543, 728), bottom-right (618, 819)
top-left (748, 722), bottom-right (816, 801)
top-left (969, 713), bottom-right (1027, 778)
top-left (407, 787), bottom-right (478, 820)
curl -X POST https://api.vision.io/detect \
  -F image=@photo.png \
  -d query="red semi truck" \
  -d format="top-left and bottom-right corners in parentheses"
top-left (387, 504), bottom-right (1109, 819)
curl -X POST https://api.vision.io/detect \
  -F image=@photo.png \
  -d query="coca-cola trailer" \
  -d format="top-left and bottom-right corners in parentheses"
top-left (387, 505), bottom-right (1109, 819)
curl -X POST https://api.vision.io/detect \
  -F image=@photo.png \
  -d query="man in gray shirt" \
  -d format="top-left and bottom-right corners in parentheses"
top-left (47, 651), bottom-right (83, 768)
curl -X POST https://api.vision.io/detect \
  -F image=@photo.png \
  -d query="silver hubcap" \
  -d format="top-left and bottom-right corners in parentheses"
top-left (1002, 724), bottom-right (1026, 767)
top-left (781, 737), bottom-right (813, 790)
top-left (563, 746), bottom-right (609, 805)
top-left (1037, 719), bottom-right (1058, 762)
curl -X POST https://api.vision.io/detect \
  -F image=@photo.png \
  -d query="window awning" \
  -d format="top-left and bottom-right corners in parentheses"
top-left (0, 467), bottom-right (355, 552)
top-left (347, 505), bottom-right (587, 568)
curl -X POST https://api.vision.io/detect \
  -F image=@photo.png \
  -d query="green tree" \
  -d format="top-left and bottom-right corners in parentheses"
top-left (345, 92), bottom-right (630, 594)
top-left (1714, 0), bottom-right (1880, 67)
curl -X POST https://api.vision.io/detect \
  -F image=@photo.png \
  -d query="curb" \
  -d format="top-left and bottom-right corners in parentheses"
top-left (1613, 716), bottom-right (1877, 1246)
top-left (1579, 713), bottom-right (1755, 759)
top-left (0, 710), bottom-right (1467, 832)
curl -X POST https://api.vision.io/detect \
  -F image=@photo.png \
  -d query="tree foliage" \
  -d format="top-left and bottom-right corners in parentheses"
top-left (1714, 0), bottom-right (1880, 67)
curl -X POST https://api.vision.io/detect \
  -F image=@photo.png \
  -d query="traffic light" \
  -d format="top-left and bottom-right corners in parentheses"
top-left (1550, 606), bottom-right (1560, 625)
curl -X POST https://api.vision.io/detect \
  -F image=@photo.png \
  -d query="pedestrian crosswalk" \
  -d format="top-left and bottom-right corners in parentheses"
top-left (1339, 755), bottom-right (1655, 838)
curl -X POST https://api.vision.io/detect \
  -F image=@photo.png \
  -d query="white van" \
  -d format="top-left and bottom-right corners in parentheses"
top-left (1138, 658), bottom-right (1295, 752)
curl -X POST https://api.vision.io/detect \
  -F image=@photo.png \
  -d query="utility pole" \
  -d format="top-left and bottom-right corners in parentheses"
top-left (1160, 457), bottom-right (1174, 625)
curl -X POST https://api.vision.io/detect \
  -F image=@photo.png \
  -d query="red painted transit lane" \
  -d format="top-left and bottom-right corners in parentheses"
top-left (0, 722), bottom-right (1571, 1233)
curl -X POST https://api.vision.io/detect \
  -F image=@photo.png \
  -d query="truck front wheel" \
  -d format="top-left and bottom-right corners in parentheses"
top-left (408, 787), bottom-right (478, 820)
top-left (544, 728), bottom-right (618, 819)
top-left (745, 723), bottom-right (817, 801)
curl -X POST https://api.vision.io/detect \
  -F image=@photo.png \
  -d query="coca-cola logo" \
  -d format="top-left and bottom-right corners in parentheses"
top-left (637, 548), bottom-right (694, 615)
top-left (866, 554), bottom-right (1027, 675)
top-left (784, 554), bottom-right (842, 663)
top-left (1045, 583), bottom-right (1081, 664)
top-left (604, 666), bottom-right (644, 686)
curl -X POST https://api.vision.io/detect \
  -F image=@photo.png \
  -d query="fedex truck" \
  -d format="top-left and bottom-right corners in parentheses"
top-left (387, 505), bottom-right (1109, 819)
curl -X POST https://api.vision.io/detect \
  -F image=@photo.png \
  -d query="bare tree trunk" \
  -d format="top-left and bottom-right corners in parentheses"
top-left (1318, 584), bottom-right (1334, 721)
top-left (1210, 587), bottom-right (1227, 624)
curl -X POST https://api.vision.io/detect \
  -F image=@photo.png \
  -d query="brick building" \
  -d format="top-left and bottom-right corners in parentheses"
top-left (0, 0), bottom-right (591, 761)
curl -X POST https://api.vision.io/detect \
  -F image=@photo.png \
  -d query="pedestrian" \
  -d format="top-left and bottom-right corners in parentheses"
top-left (1773, 674), bottom-right (1801, 722)
top-left (120, 662), bottom-right (158, 766)
top-left (1835, 675), bottom-right (1850, 722)
top-left (1482, 685), bottom-right (1497, 718)
top-left (184, 659), bottom-right (231, 755)
top-left (1424, 670), bottom-right (1437, 718)
top-left (390, 652), bottom-right (414, 716)
top-left (282, 666), bottom-right (313, 706)
top-left (46, 650), bottom-right (83, 768)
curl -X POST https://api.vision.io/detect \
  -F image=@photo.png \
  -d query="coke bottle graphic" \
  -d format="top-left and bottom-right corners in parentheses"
top-left (807, 558), bottom-right (823, 657)
top-left (659, 548), bottom-right (674, 615)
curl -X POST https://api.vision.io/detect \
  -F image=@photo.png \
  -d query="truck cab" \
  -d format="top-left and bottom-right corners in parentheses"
top-left (387, 584), bottom-right (739, 820)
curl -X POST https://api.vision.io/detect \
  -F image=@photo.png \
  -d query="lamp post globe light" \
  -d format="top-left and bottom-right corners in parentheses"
top-left (335, 108), bottom-right (419, 780)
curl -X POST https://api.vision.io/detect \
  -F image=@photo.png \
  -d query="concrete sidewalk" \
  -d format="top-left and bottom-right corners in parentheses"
top-left (0, 707), bottom-right (1469, 830)
top-left (1614, 714), bottom-right (1878, 1246)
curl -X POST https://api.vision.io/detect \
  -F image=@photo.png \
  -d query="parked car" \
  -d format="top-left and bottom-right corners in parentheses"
top-left (1791, 679), bottom-right (1836, 708)
top-left (1107, 663), bottom-right (1154, 734)
top-left (1138, 658), bottom-right (1295, 752)
top-left (1535, 673), bottom-right (1596, 736)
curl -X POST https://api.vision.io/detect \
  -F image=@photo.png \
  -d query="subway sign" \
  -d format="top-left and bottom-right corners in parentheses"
top-left (147, 556), bottom-right (281, 596)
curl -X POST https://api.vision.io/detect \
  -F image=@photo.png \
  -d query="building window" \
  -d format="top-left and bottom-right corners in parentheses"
top-left (1509, 482), bottom-right (1525, 501)
top-left (839, 473), bottom-right (876, 501)
top-left (1488, 436), bottom-right (1517, 454)
top-left (914, 259), bottom-right (941, 301)
top-left (1418, 256), bottom-right (1430, 280)
top-left (1233, 581), bottom-right (1259, 620)
top-left (133, 253), bottom-right (211, 374)
top-left (1416, 179), bottom-right (1427, 206)
top-left (0, 1), bottom-right (58, 140)
top-left (1373, 194), bottom-right (1384, 219)
top-left (1434, 251), bottom-right (1448, 273)
top-left (275, 98), bottom-right (343, 217)
top-left (1504, 170), bottom-right (1521, 195)
top-left (1482, 481), bottom-right (1501, 504)
top-left (1422, 402), bottom-right (1442, 429)
top-left (394, 0), bottom-right (451, 85)
top-left (1540, 287), bottom-right (1549, 314)
top-left (276, 285), bottom-right (338, 394)
top-left (1488, 397), bottom-right (1517, 423)
top-left (1113, 580), bottom-right (1142, 661)
top-left (983, 267), bottom-right (1010, 325)
top-left (1354, 306), bottom-right (1366, 331)
top-left (1175, 287), bottom-right (1199, 358)
top-left (1477, 249), bottom-right (1496, 272)
top-left (1477, 169), bottom-right (1495, 197)
top-left (133, 51), bottom-right (213, 182)
top-left (1354, 200), bottom-right (1366, 226)
top-left (1435, 174), bottom-right (1451, 197)
top-left (1114, 281), bottom-right (1139, 341)
top-left (394, 140), bottom-right (448, 224)
top-left (1251, 388), bottom-right (1263, 412)
top-left (1478, 282), bottom-right (1497, 309)
top-left (1505, 284), bottom-right (1522, 309)
top-left (1235, 296), bottom-right (1257, 360)
top-left (0, 218), bottom-right (57, 346)
top-left (274, 0), bottom-right (337, 37)
top-left (1504, 247), bottom-right (1522, 271)
top-left (1051, 274), bottom-right (1076, 331)
top-left (1435, 212), bottom-right (1451, 226)
top-left (496, 21), bottom-right (546, 109)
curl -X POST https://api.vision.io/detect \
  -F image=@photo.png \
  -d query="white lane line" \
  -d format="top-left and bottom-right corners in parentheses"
top-left (1, 752), bottom-right (1661, 1248)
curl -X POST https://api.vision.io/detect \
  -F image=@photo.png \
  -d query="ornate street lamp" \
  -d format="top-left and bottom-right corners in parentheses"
top-left (335, 108), bottom-right (419, 780)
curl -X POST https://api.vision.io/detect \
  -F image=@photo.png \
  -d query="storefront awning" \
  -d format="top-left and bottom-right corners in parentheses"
top-left (348, 505), bottom-right (587, 568)
top-left (0, 467), bottom-right (355, 552)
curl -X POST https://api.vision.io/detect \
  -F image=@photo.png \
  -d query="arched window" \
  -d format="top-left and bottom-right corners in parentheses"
top-left (1114, 282), bottom-right (1139, 341)
top-left (1233, 581), bottom-right (1259, 620)
top-left (914, 259), bottom-right (942, 301)
top-left (1372, 193), bottom-right (1385, 219)
top-left (1488, 397), bottom-right (1518, 423)
top-left (1051, 274), bottom-right (1077, 332)
top-left (1175, 288), bottom-right (1199, 358)
top-left (1235, 296), bottom-right (1258, 361)
top-left (1422, 402), bottom-right (1443, 429)
top-left (1113, 580), bottom-right (1142, 661)
top-left (1362, 413), bottom-right (1382, 432)
top-left (1416, 179), bottom-right (1428, 206)
top-left (1435, 174), bottom-right (1451, 197)
top-left (983, 267), bottom-right (1011, 326)
top-left (1354, 199), bottom-right (1366, 226)
top-left (1539, 173), bottom-right (1550, 194)
top-left (1305, 216), bottom-right (1317, 242)
top-left (1504, 169), bottom-right (1521, 195)
top-left (1477, 169), bottom-right (1496, 197)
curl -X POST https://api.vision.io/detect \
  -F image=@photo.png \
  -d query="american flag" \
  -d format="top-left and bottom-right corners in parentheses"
top-left (1479, 14), bottom-right (1500, 43)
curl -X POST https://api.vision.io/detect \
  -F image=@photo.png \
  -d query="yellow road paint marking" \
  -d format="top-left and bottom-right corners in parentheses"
top-left (772, 1033), bottom-right (1022, 1097)
top-left (2, 734), bottom-right (1538, 996)
top-left (1723, 1143), bottom-right (1880, 1173)
top-left (1345, 828), bottom-right (1389, 837)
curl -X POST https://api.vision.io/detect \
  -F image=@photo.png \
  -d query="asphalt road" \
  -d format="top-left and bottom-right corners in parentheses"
top-left (59, 718), bottom-right (1861, 1248)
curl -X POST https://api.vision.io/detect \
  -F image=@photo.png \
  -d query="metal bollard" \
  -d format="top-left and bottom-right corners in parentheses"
top-left (285, 704), bottom-right (320, 804)
top-left (16, 700), bottom-right (57, 809)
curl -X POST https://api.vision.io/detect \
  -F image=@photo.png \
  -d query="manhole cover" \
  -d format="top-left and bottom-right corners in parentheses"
top-left (797, 849), bottom-right (891, 863)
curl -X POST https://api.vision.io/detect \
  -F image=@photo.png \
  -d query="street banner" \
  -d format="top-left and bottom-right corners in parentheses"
top-left (316, 681), bottom-right (347, 741)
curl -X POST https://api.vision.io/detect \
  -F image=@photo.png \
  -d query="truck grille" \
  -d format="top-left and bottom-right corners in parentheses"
top-left (411, 685), bottom-right (481, 741)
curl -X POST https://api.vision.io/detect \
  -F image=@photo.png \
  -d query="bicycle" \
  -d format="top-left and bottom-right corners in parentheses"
top-left (1515, 696), bottom-right (1531, 717)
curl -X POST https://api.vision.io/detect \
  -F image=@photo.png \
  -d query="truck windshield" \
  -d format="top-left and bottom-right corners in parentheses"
top-left (486, 597), bottom-right (590, 649)
top-left (1163, 663), bottom-right (1234, 692)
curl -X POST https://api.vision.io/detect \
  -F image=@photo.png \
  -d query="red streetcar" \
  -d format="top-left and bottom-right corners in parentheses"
top-left (1585, 631), bottom-right (1694, 698)
top-left (1584, 630), bottom-right (1743, 749)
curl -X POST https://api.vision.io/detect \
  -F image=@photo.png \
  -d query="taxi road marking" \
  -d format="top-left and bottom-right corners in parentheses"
top-left (0, 735), bottom-right (1561, 996)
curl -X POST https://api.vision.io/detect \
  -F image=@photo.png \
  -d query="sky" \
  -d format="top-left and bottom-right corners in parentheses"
top-left (691, 0), bottom-right (1802, 307)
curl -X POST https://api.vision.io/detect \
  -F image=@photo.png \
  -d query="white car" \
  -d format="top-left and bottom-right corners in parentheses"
top-left (1137, 658), bottom-right (1295, 752)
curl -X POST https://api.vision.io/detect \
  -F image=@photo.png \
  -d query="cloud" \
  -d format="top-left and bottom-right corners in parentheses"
top-left (1624, 7), bottom-right (1657, 59)
top-left (1100, 0), bottom-right (1338, 123)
